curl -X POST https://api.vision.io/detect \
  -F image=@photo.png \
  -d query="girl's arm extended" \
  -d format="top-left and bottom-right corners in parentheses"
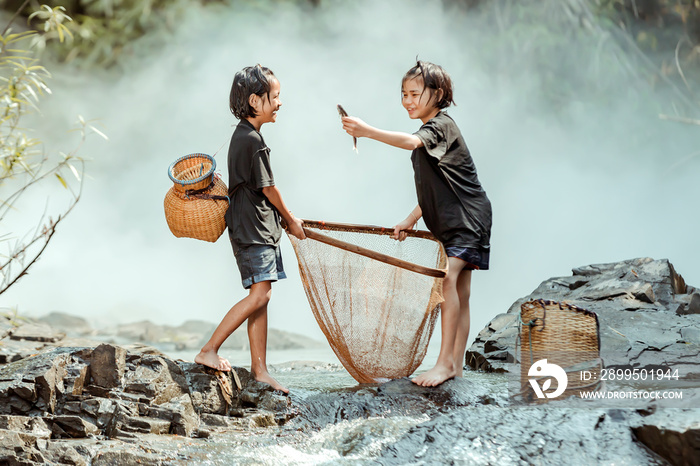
top-left (392, 205), bottom-right (422, 241)
top-left (261, 186), bottom-right (306, 240)
top-left (342, 116), bottom-right (423, 151)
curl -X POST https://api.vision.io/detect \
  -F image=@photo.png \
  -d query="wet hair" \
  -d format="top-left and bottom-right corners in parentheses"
top-left (401, 60), bottom-right (455, 109)
top-left (229, 64), bottom-right (276, 120)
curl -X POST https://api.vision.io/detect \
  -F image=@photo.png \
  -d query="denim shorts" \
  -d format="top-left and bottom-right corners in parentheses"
top-left (233, 244), bottom-right (287, 289)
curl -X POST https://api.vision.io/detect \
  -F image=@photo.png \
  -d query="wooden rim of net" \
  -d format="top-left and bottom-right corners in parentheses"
top-left (300, 219), bottom-right (447, 278)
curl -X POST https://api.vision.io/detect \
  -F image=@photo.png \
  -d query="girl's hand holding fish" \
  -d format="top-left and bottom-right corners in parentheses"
top-left (341, 116), bottom-right (372, 139)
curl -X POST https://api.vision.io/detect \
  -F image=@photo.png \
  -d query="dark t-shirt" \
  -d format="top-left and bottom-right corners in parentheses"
top-left (412, 111), bottom-right (492, 250)
top-left (224, 119), bottom-right (282, 248)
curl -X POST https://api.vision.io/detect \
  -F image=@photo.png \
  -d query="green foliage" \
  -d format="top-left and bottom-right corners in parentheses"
top-left (0, 4), bottom-right (105, 295)
top-left (23, 0), bottom-right (190, 67)
top-left (1, 5), bottom-right (75, 185)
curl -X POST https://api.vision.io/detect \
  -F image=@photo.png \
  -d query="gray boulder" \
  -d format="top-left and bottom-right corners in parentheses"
top-left (467, 258), bottom-right (700, 380)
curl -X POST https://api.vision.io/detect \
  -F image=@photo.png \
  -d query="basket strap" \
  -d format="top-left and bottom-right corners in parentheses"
top-left (185, 179), bottom-right (230, 202)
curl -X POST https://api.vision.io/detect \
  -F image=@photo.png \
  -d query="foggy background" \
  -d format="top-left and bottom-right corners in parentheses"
top-left (2, 0), bottom-right (698, 357)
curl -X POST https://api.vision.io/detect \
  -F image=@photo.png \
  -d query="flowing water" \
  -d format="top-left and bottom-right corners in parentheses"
top-left (132, 351), bottom-right (516, 465)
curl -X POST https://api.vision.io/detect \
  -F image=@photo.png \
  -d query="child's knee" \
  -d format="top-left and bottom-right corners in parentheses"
top-left (249, 286), bottom-right (272, 308)
top-left (443, 273), bottom-right (459, 290)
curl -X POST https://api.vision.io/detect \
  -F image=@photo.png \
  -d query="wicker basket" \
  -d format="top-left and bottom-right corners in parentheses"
top-left (163, 154), bottom-right (229, 242)
top-left (168, 153), bottom-right (216, 192)
top-left (518, 299), bottom-right (602, 401)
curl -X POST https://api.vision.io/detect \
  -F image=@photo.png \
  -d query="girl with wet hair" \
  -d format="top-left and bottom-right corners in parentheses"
top-left (401, 60), bottom-right (455, 110)
top-left (341, 60), bottom-right (492, 387)
top-left (229, 64), bottom-right (276, 120)
top-left (196, 64), bottom-right (306, 394)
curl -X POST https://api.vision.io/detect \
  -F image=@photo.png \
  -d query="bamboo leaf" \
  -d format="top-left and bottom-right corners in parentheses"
top-left (55, 173), bottom-right (67, 188)
top-left (88, 124), bottom-right (109, 141)
top-left (68, 163), bottom-right (81, 181)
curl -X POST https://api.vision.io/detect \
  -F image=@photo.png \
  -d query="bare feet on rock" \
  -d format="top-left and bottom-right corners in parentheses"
top-left (412, 363), bottom-right (456, 387)
top-left (253, 370), bottom-right (289, 394)
top-left (195, 350), bottom-right (231, 371)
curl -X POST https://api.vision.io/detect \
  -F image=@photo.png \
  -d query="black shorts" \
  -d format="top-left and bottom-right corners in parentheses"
top-left (444, 246), bottom-right (490, 270)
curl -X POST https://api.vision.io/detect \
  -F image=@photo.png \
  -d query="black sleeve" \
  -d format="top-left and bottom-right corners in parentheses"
top-left (250, 147), bottom-right (275, 190)
top-left (414, 119), bottom-right (447, 160)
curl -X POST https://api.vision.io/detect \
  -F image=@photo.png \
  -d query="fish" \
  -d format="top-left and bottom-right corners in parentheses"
top-left (337, 104), bottom-right (358, 153)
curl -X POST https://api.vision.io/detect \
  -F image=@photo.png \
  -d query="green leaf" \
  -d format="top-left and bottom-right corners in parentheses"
top-left (55, 173), bottom-right (67, 188)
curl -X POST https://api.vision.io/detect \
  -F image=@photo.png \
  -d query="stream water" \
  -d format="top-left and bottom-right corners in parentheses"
top-left (143, 347), bottom-right (680, 465)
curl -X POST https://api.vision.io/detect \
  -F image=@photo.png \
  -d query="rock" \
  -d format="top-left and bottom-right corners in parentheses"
top-left (631, 282), bottom-right (655, 303)
top-left (178, 362), bottom-right (246, 415)
top-left (0, 342), bottom-right (37, 364)
top-left (51, 415), bottom-right (100, 438)
top-left (0, 342), bottom-right (291, 464)
top-left (248, 411), bottom-right (277, 428)
top-left (0, 314), bottom-right (17, 340)
top-left (154, 394), bottom-right (198, 436)
top-left (10, 322), bottom-right (65, 343)
top-left (123, 355), bottom-right (189, 405)
top-left (92, 449), bottom-right (163, 466)
top-left (0, 350), bottom-right (70, 415)
top-left (0, 415), bottom-right (52, 439)
top-left (294, 376), bottom-right (499, 430)
top-left (669, 262), bottom-right (687, 294)
top-left (64, 362), bottom-right (90, 396)
top-left (378, 406), bottom-right (666, 465)
top-left (680, 327), bottom-right (700, 343)
top-left (677, 293), bottom-right (700, 315)
top-left (466, 258), bottom-right (700, 387)
top-left (40, 443), bottom-right (89, 466)
top-left (90, 344), bottom-right (126, 389)
top-left (632, 410), bottom-right (700, 466)
top-left (37, 312), bottom-right (94, 336)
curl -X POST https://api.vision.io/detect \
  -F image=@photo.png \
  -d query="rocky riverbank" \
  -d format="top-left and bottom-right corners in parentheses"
top-left (1, 257), bottom-right (699, 465)
top-left (466, 257), bottom-right (700, 380)
top-left (0, 343), bottom-right (293, 464)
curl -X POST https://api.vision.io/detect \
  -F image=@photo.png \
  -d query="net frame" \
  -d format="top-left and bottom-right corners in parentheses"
top-left (288, 220), bottom-right (447, 383)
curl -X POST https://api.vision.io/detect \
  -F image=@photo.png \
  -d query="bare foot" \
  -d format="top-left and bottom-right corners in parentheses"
top-left (195, 350), bottom-right (231, 371)
top-left (412, 363), bottom-right (456, 387)
top-left (253, 370), bottom-right (289, 394)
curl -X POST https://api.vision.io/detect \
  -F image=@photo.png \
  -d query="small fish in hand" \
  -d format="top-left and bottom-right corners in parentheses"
top-left (337, 104), bottom-right (358, 153)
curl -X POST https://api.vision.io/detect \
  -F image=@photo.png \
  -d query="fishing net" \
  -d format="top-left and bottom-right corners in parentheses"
top-left (287, 220), bottom-right (447, 383)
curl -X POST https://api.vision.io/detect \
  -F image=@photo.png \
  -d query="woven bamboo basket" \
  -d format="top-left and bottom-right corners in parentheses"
top-left (518, 299), bottom-right (602, 401)
top-left (168, 153), bottom-right (216, 192)
top-left (164, 153), bottom-right (229, 242)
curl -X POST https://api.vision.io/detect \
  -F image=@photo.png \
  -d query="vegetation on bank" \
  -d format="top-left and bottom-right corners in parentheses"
top-left (0, 3), bottom-right (106, 296)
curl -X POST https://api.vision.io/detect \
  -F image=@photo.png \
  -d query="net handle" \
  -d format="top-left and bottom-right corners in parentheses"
top-left (301, 219), bottom-right (438, 241)
top-left (300, 226), bottom-right (447, 279)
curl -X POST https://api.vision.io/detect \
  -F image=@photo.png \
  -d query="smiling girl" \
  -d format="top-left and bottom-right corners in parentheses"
top-left (341, 60), bottom-right (492, 387)
top-left (195, 64), bottom-right (305, 393)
